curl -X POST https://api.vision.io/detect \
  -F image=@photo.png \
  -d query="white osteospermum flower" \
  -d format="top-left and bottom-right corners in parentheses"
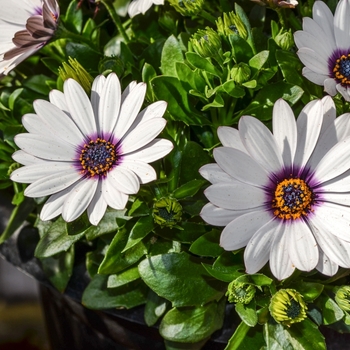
top-left (11, 73), bottom-right (173, 225)
top-left (0, 0), bottom-right (59, 75)
top-left (294, 0), bottom-right (350, 101)
top-left (200, 97), bottom-right (350, 280)
top-left (128, 0), bottom-right (164, 17)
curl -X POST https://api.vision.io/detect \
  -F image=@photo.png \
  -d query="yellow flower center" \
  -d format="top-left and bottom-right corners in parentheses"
top-left (272, 178), bottom-right (313, 220)
top-left (80, 138), bottom-right (117, 177)
top-left (333, 54), bottom-right (350, 85)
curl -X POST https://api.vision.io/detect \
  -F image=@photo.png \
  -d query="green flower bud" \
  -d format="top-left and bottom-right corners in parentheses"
top-left (226, 280), bottom-right (256, 304)
top-left (168, 0), bottom-right (204, 16)
top-left (58, 57), bottom-right (94, 95)
top-left (335, 286), bottom-right (350, 312)
top-left (231, 63), bottom-right (251, 84)
top-left (191, 27), bottom-right (222, 59)
top-left (7, 162), bottom-right (20, 176)
top-left (153, 197), bottom-right (182, 228)
top-left (275, 29), bottom-right (294, 50)
top-left (216, 12), bottom-right (247, 39)
top-left (269, 289), bottom-right (307, 326)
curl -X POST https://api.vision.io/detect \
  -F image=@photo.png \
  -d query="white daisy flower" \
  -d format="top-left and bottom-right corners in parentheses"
top-left (200, 97), bottom-right (350, 280)
top-left (128, 0), bottom-right (164, 17)
top-left (0, 0), bottom-right (59, 75)
top-left (294, 0), bottom-right (350, 101)
top-left (10, 73), bottom-right (173, 225)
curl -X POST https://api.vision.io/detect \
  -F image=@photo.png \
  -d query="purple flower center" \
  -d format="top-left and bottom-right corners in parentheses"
top-left (79, 138), bottom-right (117, 177)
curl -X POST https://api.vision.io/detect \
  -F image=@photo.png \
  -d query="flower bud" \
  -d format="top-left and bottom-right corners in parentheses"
top-left (335, 286), bottom-right (350, 312)
top-left (275, 29), bottom-right (294, 50)
top-left (231, 63), bottom-right (251, 84)
top-left (226, 280), bottom-right (256, 304)
top-left (153, 197), bottom-right (182, 228)
top-left (191, 27), bottom-right (222, 59)
top-left (58, 57), bottom-right (94, 95)
top-left (216, 12), bottom-right (247, 39)
top-left (269, 289), bottom-right (307, 326)
top-left (168, 0), bottom-right (204, 16)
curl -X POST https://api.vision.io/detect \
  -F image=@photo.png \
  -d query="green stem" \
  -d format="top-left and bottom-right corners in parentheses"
top-left (200, 10), bottom-right (217, 25)
top-left (275, 8), bottom-right (287, 29)
top-left (100, 0), bottom-right (130, 43)
top-left (56, 23), bottom-right (98, 48)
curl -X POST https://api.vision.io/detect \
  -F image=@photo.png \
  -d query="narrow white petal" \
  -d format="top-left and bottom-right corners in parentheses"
top-left (87, 181), bottom-right (107, 225)
top-left (62, 177), bottom-right (98, 222)
top-left (102, 180), bottom-right (128, 209)
top-left (287, 220), bottom-right (318, 272)
top-left (199, 163), bottom-right (235, 184)
top-left (113, 83), bottom-right (147, 140)
top-left (204, 183), bottom-right (266, 210)
top-left (200, 203), bottom-right (247, 227)
top-left (217, 126), bottom-right (248, 153)
top-left (10, 162), bottom-right (74, 183)
top-left (336, 84), bottom-right (350, 102)
top-left (108, 167), bottom-right (140, 194)
top-left (213, 147), bottom-right (269, 188)
top-left (119, 160), bottom-right (156, 184)
top-left (270, 226), bottom-right (295, 280)
top-left (272, 99), bottom-right (297, 168)
top-left (294, 100), bottom-right (323, 171)
top-left (91, 74), bottom-right (106, 125)
top-left (334, 0), bottom-right (350, 50)
top-left (321, 169), bottom-right (350, 192)
top-left (14, 134), bottom-right (76, 161)
top-left (324, 79), bottom-right (338, 96)
top-left (49, 90), bottom-right (70, 117)
top-left (314, 137), bottom-right (350, 183)
top-left (296, 48), bottom-right (329, 75)
top-left (244, 217), bottom-right (279, 274)
top-left (98, 73), bottom-right (121, 136)
top-left (12, 150), bottom-right (41, 165)
top-left (131, 101), bottom-right (167, 129)
top-left (239, 116), bottom-right (283, 174)
top-left (302, 67), bottom-right (328, 85)
top-left (24, 170), bottom-right (81, 197)
top-left (63, 79), bottom-right (96, 137)
top-left (121, 118), bottom-right (167, 155)
top-left (123, 139), bottom-right (173, 163)
top-left (220, 210), bottom-right (272, 251)
top-left (312, 0), bottom-right (335, 44)
top-left (22, 113), bottom-right (45, 134)
top-left (316, 249), bottom-right (338, 277)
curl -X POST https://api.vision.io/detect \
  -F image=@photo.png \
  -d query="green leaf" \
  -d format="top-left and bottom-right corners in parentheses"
top-left (249, 50), bottom-right (269, 74)
top-left (221, 80), bottom-right (245, 98)
top-left (8, 88), bottom-right (23, 111)
top-left (40, 246), bottom-right (75, 292)
top-left (276, 49), bottom-right (304, 87)
top-left (23, 75), bottom-right (54, 95)
top-left (172, 179), bottom-right (206, 199)
top-left (185, 52), bottom-right (222, 77)
top-left (82, 274), bottom-right (148, 309)
top-left (138, 252), bottom-right (227, 307)
top-left (290, 281), bottom-right (324, 302)
top-left (160, 299), bottom-right (225, 343)
top-left (64, 0), bottom-right (83, 34)
top-left (235, 300), bottom-right (258, 327)
top-left (65, 42), bottom-right (101, 71)
top-left (229, 35), bottom-right (254, 63)
top-left (175, 62), bottom-right (206, 93)
top-left (316, 294), bottom-right (344, 325)
top-left (161, 35), bottom-right (184, 76)
top-left (122, 215), bottom-right (154, 252)
top-left (107, 265), bottom-right (140, 288)
top-left (189, 230), bottom-right (224, 258)
top-left (128, 198), bottom-right (151, 217)
top-left (34, 217), bottom-right (85, 258)
top-left (225, 321), bottom-right (265, 350)
top-left (234, 274), bottom-right (273, 287)
top-left (144, 289), bottom-right (168, 327)
top-left (152, 76), bottom-right (207, 125)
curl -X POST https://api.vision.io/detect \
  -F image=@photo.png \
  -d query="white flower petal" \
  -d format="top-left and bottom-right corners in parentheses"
top-left (244, 217), bottom-right (279, 274)
top-left (238, 115), bottom-right (283, 174)
top-left (302, 67), bottom-right (328, 85)
top-left (220, 210), bottom-right (272, 251)
top-left (12, 150), bottom-right (41, 165)
top-left (200, 203), bottom-right (247, 227)
top-left (14, 134), bottom-right (76, 161)
top-left (98, 73), bottom-right (121, 136)
top-left (336, 84), bottom-right (350, 102)
top-left (91, 74), bottom-right (106, 125)
top-left (87, 181), bottom-right (107, 226)
top-left (272, 99), bottom-right (297, 168)
top-left (287, 220), bottom-right (318, 272)
top-left (24, 170), bottom-right (81, 197)
top-left (316, 249), bottom-right (339, 277)
top-left (321, 169), bottom-right (350, 192)
top-left (324, 79), bottom-right (338, 96)
top-left (217, 126), bottom-right (248, 153)
top-left (312, 0), bottom-right (335, 44)
top-left (123, 139), bottom-right (173, 163)
top-left (270, 226), bottom-right (295, 280)
top-left (296, 47), bottom-right (329, 75)
top-left (108, 167), bottom-right (140, 194)
top-left (49, 90), bottom-right (70, 117)
top-left (334, 0), bottom-right (350, 50)
top-left (102, 179), bottom-right (128, 209)
top-left (63, 78), bottom-right (96, 137)
top-left (119, 160), bottom-right (156, 184)
top-left (213, 147), bottom-right (269, 188)
top-left (204, 183), bottom-right (266, 210)
top-left (199, 163), bottom-right (235, 184)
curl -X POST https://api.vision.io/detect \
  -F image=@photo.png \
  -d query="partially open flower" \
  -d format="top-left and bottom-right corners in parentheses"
top-left (0, 0), bottom-right (59, 75)
top-left (128, 0), bottom-right (164, 17)
top-left (168, 0), bottom-right (204, 16)
top-left (335, 286), bottom-right (350, 312)
top-left (226, 280), bottom-right (256, 304)
top-left (153, 197), bottom-right (182, 228)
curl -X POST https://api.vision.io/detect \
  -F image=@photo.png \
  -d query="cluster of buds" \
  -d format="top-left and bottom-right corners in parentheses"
top-left (168, 0), bottom-right (204, 16)
top-left (191, 27), bottom-right (222, 60)
top-left (250, 0), bottom-right (298, 8)
top-left (216, 12), bottom-right (248, 39)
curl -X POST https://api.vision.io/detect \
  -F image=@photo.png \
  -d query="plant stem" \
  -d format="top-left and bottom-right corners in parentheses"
top-left (100, 0), bottom-right (130, 43)
top-left (200, 10), bottom-right (217, 25)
